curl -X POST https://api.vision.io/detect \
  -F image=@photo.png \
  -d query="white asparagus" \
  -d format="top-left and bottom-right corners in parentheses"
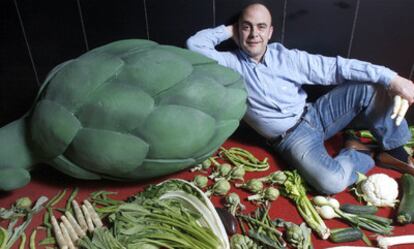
top-left (72, 200), bottom-right (88, 232)
top-left (391, 95), bottom-right (402, 119)
top-left (60, 222), bottom-right (77, 249)
top-left (84, 200), bottom-right (103, 228)
top-left (65, 211), bottom-right (86, 238)
top-left (81, 204), bottom-right (95, 232)
top-left (61, 215), bottom-right (80, 242)
top-left (51, 215), bottom-right (68, 249)
top-left (396, 99), bottom-right (409, 126)
top-left (377, 235), bottom-right (414, 249)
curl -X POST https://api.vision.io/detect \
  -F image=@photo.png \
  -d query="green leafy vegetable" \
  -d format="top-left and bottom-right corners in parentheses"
top-left (81, 179), bottom-right (229, 249)
top-left (237, 206), bottom-right (286, 248)
top-left (230, 234), bottom-right (261, 249)
top-left (278, 170), bottom-right (330, 240)
top-left (2, 196), bottom-right (48, 249)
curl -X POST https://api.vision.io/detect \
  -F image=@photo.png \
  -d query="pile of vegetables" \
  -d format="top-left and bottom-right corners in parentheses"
top-left (4, 145), bottom-right (414, 249)
top-left (83, 179), bottom-right (229, 249)
top-left (0, 196), bottom-right (48, 249)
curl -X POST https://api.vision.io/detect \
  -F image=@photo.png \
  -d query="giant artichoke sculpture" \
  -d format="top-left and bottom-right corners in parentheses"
top-left (0, 39), bottom-right (247, 191)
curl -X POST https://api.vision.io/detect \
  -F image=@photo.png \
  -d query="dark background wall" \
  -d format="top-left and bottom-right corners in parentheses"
top-left (1, 0), bottom-right (413, 127)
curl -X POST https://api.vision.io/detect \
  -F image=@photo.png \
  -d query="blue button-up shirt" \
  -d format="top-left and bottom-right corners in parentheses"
top-left (187, 25), bottom-right (397, 139)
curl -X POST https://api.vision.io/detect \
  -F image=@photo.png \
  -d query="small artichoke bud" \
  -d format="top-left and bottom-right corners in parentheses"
top-left (15, 197), bottom-right (32, 211)
top-left (285, 222), bottom-right (304, 245)
top-left (226, 192), bottom-right (241, 206)
top-left (193, 175), bottom-right (208, 189)
top-left (225, 192), bottom-right (246, 215)
top-left (213, 179), bottom-right (231, 196)
top-left (236, 179), bottom-right (263, 193)
top-left (264, 187), bottom-right (279, 201)
top-left (209, 163), bottom-right (232, 180)
top-left (206, 179), bottom-right (231, 197)
top-left (229, 165), bottom-right (245, 181)
top-left (257, 171), bottom-right (287, 185)
top-left (201, 159), bottom-right (212, 169)
top-left (267, 171), bottom-right (287, 184)
top-left (218, 163), bottom-right (232, 177)
top-left (230, 234), bottom-right (261, 249)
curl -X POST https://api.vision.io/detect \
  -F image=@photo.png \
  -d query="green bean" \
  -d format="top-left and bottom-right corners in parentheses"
top-left (39, 236), bottom-right (56, 245)
top-left (90, 190), bottom-right (117, 200)
top-left (46, 189), bottom-right (67, 208)
top-left (55, 208), bottom-right (66, 213)
top-left (219, 147), bottom-right (269, 171)
top-left (29, 229), bottom-right (37, 249)
top-left (65, 187), bottom-right (79, 212)
top-left (18, 233), bottom-right (26, 249)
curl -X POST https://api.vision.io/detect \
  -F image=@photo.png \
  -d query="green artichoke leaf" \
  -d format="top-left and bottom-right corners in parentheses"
top-left (119, 48), bottom-right (192, 96)
top-left (66, 128), bottom-right (149, 177)
top-left (45, 52), bottom-right (124, 112)
top-left (77, 82), bottom-right (154, 132)
top-left (31, 100), bottom-right (81, 159)
top-left (136, 105), bottom-right (215, 159)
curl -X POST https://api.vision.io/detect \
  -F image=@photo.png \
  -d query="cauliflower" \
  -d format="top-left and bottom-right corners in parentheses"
top-left (360, 173), bottom-right (399, 208)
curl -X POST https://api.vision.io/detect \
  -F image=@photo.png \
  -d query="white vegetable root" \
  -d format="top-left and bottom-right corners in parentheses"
top-left (72, 200), bottom-right (88, 232)
top-left (84, 200), bottom-right (103, 228)
top-left (65, 211), bottom-right (86, 237)
top-left (51, 215), bottom-right (68, 249)
top-left (60, 222), bottom-right (76, 249)
top-left (81, 204), bottom-right (95, 232)
top-left (51, 199), bottom-right (104, 249)
top-left (61, 215), bottom-right (79, 242)
top-left (377, 235), bottom-right (414, 249)
top-left (391, 95), bottom-right (409, 126)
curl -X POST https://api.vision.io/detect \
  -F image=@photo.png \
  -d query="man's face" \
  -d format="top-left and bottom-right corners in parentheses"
top-left (238, 4), bottom-right (273, 63)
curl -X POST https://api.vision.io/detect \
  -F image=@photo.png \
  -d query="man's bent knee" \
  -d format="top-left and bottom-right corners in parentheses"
top-left (310, 175), bottom-right (350, 195)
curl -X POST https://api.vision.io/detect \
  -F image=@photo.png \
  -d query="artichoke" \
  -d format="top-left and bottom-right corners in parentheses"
top-left (0, 39), bottom-right (247, 191)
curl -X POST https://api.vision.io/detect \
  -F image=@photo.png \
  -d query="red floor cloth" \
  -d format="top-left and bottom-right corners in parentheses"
top-left (1, 126), bottom-right (414, 249)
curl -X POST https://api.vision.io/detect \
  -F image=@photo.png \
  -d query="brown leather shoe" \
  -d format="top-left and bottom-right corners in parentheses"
top-left (344, 139), bottom-right (374, 157)
top-left (376, 152), bottom-right (414, 175)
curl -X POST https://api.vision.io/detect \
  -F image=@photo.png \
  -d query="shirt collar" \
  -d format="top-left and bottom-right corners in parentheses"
top-left (238, 47), bottom-right (270, 67)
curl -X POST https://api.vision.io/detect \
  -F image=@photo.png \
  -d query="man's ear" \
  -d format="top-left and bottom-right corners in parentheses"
top-left (268, 25), bottom-right (274, 39)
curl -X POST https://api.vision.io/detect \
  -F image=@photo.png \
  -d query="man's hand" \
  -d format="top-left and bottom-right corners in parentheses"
top-left (389, 75), bottom-right (414, 126)
top-left (389, 75), bottom-right (414, 103)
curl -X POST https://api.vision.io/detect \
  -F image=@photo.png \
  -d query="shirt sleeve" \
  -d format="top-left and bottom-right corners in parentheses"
top-left (186, 25), bottom-right (238, 67)
top-left (285, 48), bottom-right (397, 87)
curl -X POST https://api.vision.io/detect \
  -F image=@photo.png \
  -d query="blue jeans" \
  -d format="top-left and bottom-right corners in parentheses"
top-left (273, 83), bottom-right (411, 194)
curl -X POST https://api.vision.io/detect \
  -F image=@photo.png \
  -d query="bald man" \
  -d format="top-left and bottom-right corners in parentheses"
top-left (187, 2), bottom-right (414, 194)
